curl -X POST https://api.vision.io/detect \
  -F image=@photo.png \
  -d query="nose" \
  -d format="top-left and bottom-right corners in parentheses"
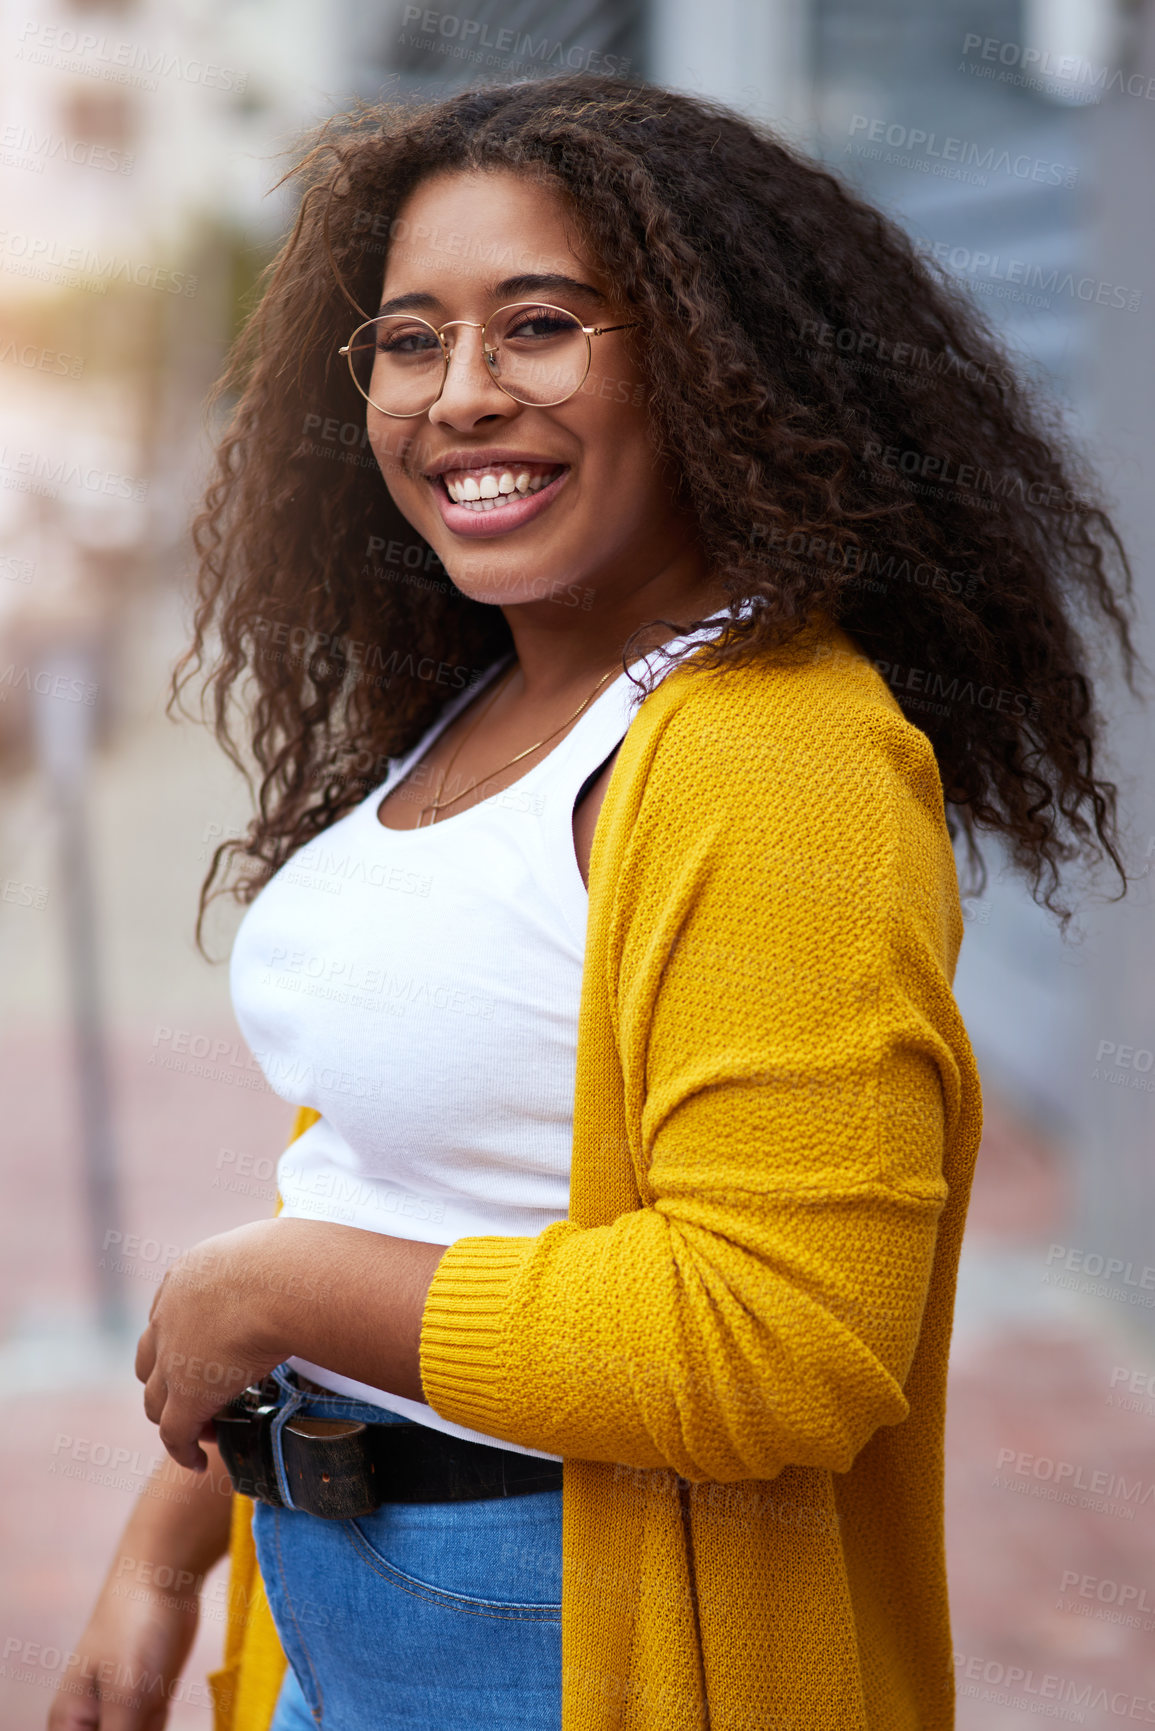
top-left (426, 322), bottom-right (518, 432)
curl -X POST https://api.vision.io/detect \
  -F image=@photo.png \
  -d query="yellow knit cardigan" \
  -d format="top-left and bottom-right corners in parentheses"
top-left (209, 616), bottom-right (983, 1731)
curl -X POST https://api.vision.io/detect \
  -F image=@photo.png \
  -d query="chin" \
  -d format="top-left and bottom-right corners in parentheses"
top-left (442, 563), bottom-right (545, 609)
top-left (439, 537), bottom-right (570, 602)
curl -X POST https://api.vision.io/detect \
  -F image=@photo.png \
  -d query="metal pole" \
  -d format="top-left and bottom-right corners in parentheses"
top-left (30, 636), bottom-right (127, 1339)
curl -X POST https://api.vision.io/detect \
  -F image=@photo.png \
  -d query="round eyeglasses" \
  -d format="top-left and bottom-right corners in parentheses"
top-left (339, 301), bottom-right (639, 418)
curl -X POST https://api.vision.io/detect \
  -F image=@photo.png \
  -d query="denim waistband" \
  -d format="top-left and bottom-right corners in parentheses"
top-left (266, 1364), bottom-right (420, 1433)
top-left (265, 1362), bottom-right (417, 1509)
top-left (268, 1362), bottom-right (419, 1428)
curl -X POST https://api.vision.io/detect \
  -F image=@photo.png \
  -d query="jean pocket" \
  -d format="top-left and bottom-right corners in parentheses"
top-left (343, 1489), bottom-right (564, 1619)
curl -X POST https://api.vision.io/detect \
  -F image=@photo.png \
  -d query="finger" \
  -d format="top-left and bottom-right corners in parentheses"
top-left (134, 1322), bottom-right (156, 1385)
top-left (92, 1680), bottom-right (169, 1731)
top-left (142, 1366), bottom-right (168, 1427)
top-left (157, 1398), bottom-right (210, 1473)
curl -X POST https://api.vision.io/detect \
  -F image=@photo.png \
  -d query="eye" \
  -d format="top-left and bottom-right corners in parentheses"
top-left (502, 308), bottom-right (577, 341)
top-left (377, 323), bottom-right (440, 356)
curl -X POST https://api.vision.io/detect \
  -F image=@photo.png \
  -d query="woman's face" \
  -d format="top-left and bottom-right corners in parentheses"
top-left (366, 168), bottom-right (702, 614)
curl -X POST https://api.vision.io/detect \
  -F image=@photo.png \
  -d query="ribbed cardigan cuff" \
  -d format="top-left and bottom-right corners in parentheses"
top-left (418, 1236), bottom-right (536, 1435)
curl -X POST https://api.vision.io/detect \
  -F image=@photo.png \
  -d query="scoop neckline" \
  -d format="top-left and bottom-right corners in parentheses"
top-left (367, 610), bottom-right (736, 838)
top-left (369, 650), bottom-right (622, 836)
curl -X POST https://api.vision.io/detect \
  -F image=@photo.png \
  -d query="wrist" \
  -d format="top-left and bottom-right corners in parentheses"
top-left (236, 1216), bottom-right (311, 1366)
top-left (98, 1568), bottom-right (205, 1620)
top-left (250, 1218), bottom-right (447, 1401)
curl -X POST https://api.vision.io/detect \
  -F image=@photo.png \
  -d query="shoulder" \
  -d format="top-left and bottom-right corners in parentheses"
top-left (626, 618), bottom-right (948, 828)
top-left (595, 616), bottom-right (963, 965)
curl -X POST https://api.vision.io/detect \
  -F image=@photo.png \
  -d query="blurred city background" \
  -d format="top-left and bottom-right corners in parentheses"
top-left (2, 0), bottom-right (1154, 1724)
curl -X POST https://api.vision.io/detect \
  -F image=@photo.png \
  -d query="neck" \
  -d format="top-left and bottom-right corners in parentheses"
top-left (495, 536), bottom-right (728, 704)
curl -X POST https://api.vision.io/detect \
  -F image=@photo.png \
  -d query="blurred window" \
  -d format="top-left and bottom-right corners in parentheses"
top-left (60, 89), bottom-right (134, 151)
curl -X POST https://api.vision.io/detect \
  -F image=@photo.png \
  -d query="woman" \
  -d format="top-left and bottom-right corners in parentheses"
top-left (51, 74), bottom-right (1137, 1731)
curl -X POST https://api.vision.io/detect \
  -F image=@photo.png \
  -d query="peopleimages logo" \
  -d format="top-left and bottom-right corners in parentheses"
top-left (954, 1652), bottom-right (1155, 1722)
top-left (991, 1446), bottom-right (1154, 1523)
top-left (15, 21), bottom-right (247, 92)
top-left (0, 664), bottom-right (98, 704)
top-left (918, 239), bottom-right (1142, 313)
top-left (0, 231), bottom-right (197, 296)
top-left (846, 114), bottom-right (1077, 187)
top-left (960, 32), bottom-right (1155, 104)
top-left (0, 340), bottom-right (83, 378)
top-left (0, 123), bottom-right (133, 174)
top-left (397, 6), bottom-right (631, 75)
top-left (1044, 1242), bottom-right (1155, 1288)
top-left (0, 447), bottom-right (147, 501)
top-left (1060, 1568), bottom-right (1155, 1612)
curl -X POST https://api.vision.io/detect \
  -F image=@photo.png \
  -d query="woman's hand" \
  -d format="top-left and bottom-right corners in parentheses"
top-left (135, 1220), bottom-right (295, 1472)
top-left (136, 1218), bottom-right (448, 1470)
top-left (47, 1576), bottom-right (200, 1731)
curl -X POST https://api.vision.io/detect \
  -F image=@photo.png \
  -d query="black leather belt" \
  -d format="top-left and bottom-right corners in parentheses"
top-left (213, 1375), bottom-right (563, 1519)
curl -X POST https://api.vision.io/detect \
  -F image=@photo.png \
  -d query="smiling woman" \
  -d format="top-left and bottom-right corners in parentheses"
top-left (352, 182), bottom-right (655, 578)
top-left (51, 72), bottom-right (1139, 1731)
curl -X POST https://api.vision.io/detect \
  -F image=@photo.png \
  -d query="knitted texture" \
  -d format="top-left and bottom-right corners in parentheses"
top-left (420, 617), bottom-right (984, 1729)
top-left (216, 619), bottom-right (983, 1730)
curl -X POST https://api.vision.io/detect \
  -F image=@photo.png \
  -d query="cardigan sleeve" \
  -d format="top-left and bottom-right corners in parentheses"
top-left (419, 676), bottom-right (972, 1481)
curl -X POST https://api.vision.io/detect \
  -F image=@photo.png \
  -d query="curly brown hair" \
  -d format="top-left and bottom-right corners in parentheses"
top-left (174, 73), bottom-right (1143, 951)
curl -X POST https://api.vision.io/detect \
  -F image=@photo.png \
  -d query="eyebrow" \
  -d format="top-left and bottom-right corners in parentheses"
top-left (376, 273), bottom-right (606, 317)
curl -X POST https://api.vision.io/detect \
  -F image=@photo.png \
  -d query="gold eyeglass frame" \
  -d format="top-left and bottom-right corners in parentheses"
top-left (338, 300), bottom-right (639, 418)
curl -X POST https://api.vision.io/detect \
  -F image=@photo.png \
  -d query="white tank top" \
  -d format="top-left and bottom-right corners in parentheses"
top-left (228, 612), bottom-right (734, 1458)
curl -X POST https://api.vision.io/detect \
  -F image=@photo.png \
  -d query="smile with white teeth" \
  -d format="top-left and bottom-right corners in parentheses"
top-left (441, 465), bottom-right (563, 510)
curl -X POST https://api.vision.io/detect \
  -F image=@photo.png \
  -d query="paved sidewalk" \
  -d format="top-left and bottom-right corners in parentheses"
top-left (948, 1099), bottom-right (1155, 1729)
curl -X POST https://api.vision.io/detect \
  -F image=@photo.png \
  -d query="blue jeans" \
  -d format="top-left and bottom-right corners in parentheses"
top-left (252, 1367), bottom-right (563, 1730)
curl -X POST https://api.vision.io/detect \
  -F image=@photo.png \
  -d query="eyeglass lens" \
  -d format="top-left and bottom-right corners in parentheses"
top-left (346, 303), bottom-right (590, 414)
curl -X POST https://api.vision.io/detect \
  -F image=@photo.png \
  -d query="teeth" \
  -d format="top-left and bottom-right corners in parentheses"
top-left (443, 466), bottom-right (560, 505)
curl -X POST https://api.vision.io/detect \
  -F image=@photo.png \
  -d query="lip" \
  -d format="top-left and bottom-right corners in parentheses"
top-left (429, 464), bottom-right (571, 538)
top-left (422, 447), bottom-right (568, 480)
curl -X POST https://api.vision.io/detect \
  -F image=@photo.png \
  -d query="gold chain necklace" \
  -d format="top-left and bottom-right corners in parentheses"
top-left (416, 656), bottom-right (622, 826)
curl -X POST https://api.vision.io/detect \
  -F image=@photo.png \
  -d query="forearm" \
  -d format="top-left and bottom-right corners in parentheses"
top-left (97, 1439), bottom-right (234, 1596)
top-left (419, 1182), bottom-right (946, 1478)
top-left (51, 1446), bottom-right (234, 1729)
top-left (235, 1217), bottom-right (449, 1404)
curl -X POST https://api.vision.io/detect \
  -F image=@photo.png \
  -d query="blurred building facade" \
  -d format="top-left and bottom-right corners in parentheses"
top-left (3, 4), bottom-right (1154, 1727)
top-left (2, 0), bottom-right (1152, 1321)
